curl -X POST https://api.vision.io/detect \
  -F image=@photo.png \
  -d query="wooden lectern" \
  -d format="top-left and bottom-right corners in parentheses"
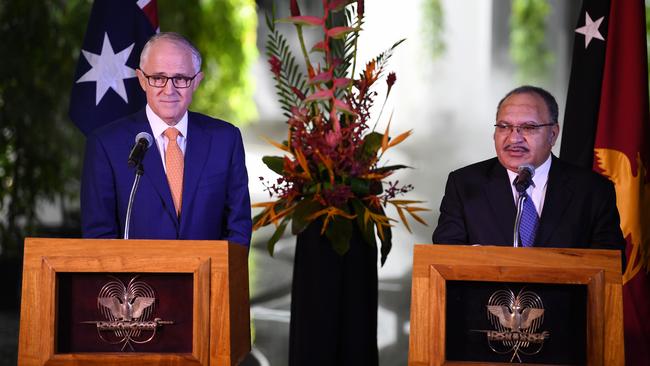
top-left (18, 238), bottom-right (250, 366)
top-left (408, 245), bottom-right (624, 366)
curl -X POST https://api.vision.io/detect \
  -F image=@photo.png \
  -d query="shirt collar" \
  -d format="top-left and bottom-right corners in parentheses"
top-left (531, 154), bottom-right (552, 189)
top-left (145, 104), bottom-right (188, 139)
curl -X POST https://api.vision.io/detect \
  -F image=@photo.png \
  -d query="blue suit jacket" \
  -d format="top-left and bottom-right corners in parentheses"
top-left (81, 109), bottom-right (252, 246)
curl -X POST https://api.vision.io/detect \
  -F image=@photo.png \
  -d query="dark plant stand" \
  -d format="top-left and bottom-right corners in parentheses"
top-left (289, 222), bottom-right (378, 366)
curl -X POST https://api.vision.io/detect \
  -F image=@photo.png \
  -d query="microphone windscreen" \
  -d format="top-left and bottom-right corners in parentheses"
top-left (518, 164), bottom-right (536, 178)
top-left (135, 132), bottom-right (154, 148)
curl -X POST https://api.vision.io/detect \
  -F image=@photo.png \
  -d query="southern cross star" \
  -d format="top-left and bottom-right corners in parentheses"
top-left (575, 11), bottom-right (605, 49)
top-left (76, 33), bottom-right (136, 105)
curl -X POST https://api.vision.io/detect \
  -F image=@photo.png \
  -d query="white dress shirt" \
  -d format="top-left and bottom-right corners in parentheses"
top-left (146, 104), bottom-right (188, 173)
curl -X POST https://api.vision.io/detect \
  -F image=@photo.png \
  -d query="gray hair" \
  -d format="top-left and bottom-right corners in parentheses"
top-left (139, 32), bottom-right (202, 73)
top-left (496, 85), bottom-right (559, 124)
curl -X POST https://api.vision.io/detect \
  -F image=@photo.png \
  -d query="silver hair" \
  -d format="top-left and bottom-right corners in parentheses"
top-left (139, 32), bottom-right (202, 73)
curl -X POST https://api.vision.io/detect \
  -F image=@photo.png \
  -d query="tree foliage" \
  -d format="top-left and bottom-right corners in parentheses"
top-left (422, 0), bottom-right (445, 59)
top-left (0, 0), bottom-right (90, 257)
top-left (509, 0), bottom-right (554, 84)
top-left (158, 0), bottom-right (258, 125)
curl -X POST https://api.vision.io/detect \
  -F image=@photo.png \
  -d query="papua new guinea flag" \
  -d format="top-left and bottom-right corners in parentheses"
top-left (562, 0), bottom-right (650, 364)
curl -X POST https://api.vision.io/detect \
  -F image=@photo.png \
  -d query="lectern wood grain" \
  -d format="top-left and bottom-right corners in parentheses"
top-left (408, 245), bottom-right (623, 366)
top-left (18, 238), bottom-right (250, 366)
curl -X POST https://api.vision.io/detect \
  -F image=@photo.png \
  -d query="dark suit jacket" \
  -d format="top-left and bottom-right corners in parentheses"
top-left (432, 156), bottom-right (625, 250)
top-left (81, 109), bottom-right (252, 246)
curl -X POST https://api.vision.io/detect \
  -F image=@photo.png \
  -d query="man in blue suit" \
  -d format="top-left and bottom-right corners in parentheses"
top-left (81, 32), bottom-right (252, 246)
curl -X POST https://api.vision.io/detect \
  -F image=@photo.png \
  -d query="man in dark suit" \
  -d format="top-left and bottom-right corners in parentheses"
top-left (432, 85), bottom-right (624, 250)
top-left (81, 32), bottom-right (251, 246)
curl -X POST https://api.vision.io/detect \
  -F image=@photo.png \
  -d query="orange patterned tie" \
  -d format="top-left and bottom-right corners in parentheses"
top-left (164, 128), bottom-right (184, 216)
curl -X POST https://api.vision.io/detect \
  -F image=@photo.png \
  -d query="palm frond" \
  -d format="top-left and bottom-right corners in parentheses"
top-left (265, 11), bottom-right (308, 118)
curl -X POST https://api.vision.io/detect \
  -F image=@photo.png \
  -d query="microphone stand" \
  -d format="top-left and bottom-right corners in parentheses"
top-left (124, 162), bottom-right (144, 239)
top-left (512, 193), bottom-right (526, 247)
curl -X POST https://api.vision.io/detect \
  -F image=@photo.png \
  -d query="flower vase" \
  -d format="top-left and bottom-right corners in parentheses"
top-left (289, 221), bottom-right (379, 366)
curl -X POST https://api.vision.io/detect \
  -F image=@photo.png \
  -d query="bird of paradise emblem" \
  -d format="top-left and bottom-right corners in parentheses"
top-left (83, 276), bottom-right (173, 351)
top-left (484, 289), bottom-right (549, 362)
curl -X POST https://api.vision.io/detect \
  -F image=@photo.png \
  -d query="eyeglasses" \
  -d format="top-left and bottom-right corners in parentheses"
top-left (494, 123), bottom-right (556, 136)
top-left (139, 70), bottom-right (199, 88)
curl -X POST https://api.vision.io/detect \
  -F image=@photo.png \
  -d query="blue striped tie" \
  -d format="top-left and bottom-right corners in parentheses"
top-left (519, 192), bottom-right (539, 247)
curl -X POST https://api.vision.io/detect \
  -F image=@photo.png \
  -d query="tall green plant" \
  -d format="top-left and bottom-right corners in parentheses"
top-left (510, 0), bottom-right (554, 84)
top-left (0, 0), bottom-right (89, 257)
top-left (158, 0), bottom-right (258, 126)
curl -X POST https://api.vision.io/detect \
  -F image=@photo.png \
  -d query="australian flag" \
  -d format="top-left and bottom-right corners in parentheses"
top-left (69, 0), bottom-right (158, 135)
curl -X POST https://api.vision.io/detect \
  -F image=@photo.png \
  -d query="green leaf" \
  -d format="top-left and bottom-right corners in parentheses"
top-left (370, 164), bottom-right (411, 174)
top-left (267, 218), bottom-right (289, 256)
top-left (369, 38), bottom-right (406, 80)
top-left (262, 156), bottom-right (285, 175)
top-left (350, 178), bottom-right (370, 196)
top-left (326, 26), bottom-right (357, 39)
top-left (332, 77), bottom-right (352, 89)
top-left (333, 98), bottom-right (354, 114)
top-left (309, 70), bottom-right (333, 85)
top-left (304, 183), bottom-right (320, 195)
top-left (291, 199), bottom-right (322, 235)
top-left (252, 210), bottom-right (265, 227)
top-left (305, 89), bottom-right (334, 102)
top-left (311, 40), bottom-right (327, 53)
top-left (359, 132), bottom-right (383, 160)
top-left (351, 199), bottom-right (376, 247)
top-left (278, 16), bottom-right (324, 26)
top-left (265, 10), bottom-right (307, 119)
top-left (325, 216), bottom-right (353, 255)
top-left (328, 0), bottom-right (355, 12)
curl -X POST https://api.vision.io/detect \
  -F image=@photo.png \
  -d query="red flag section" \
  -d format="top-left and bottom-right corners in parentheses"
top-left (563, 0), bottom-right (650, 363)
top-left (139, 0), bottom-right (159, 31)
top-left (592, 0), bottom-right (650, 364)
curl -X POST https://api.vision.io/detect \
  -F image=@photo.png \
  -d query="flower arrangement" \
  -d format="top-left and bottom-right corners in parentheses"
top-left (254, 0), bottom-right (428, 265)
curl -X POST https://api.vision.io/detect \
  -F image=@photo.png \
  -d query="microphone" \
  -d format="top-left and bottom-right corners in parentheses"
top-left (513, 164), bottom-right (535, 193)
top-left (127, 132), bottom-right (154, 168)
top-left (512, 164), bottom-right (535, 247)
top-left (124, 132), bottom-right (153, 239)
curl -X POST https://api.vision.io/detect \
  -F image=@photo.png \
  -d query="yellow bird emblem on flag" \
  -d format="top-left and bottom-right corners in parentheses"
top-left (594, 148), bottom-right (650, 282)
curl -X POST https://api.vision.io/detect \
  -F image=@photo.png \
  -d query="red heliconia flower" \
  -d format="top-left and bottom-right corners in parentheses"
top-left (325, 130), bottom-right (342, 148)
top-left (290, 0), bottom-right (301, 17)
top-left (268, 55), bottom-right (282, 78)
top-left (330, 109), bottom-right (341, 132)
top-left (386, 72), bottom-right (396, 88)
top-left (291, 86), bottom-right (306, 100)
top-left (321, 184), bottom-right (353, 208)
top-left (386, 71), bottom-right (396, 96)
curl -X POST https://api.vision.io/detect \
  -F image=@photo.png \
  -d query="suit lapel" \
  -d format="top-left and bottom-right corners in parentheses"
top-left (128, 110), bottom-right (178, 226)
top-left (537, 156), bottom-right (573, 244)
top-left (484, 160), bottom-right (517, 244)
top-left (179, 114), bottom-right (211, 228)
